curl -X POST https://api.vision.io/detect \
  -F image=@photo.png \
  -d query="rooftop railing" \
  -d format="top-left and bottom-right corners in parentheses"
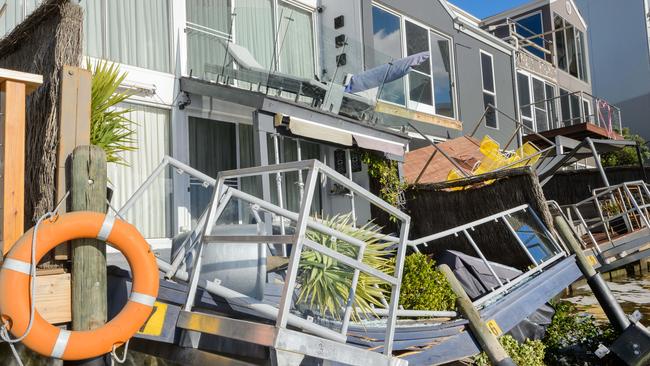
top-left (519, 90), bottom-right (623, 134)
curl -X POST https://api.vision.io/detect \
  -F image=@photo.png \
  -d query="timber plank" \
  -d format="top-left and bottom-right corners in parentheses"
top-left (34, 273), bottom-right (71, 324)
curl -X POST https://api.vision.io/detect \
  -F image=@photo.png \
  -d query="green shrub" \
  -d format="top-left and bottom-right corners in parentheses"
top-left (396, 253), bottom-right (456, 311)
top-left (474, 335), bottom-right (546, 366)
top-left (543, 301), bottom-right (615, 365)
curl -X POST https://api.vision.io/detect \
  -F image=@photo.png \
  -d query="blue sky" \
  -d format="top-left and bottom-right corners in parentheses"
top-left (449, 0), bottom-right (530, 19)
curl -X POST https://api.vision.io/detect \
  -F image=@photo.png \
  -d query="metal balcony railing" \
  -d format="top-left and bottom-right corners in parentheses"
top-left (520, 90), bottom-right (623, 134)
top-left (408, 204), bottom-right (567, 308)
top-left (554, 181), bottom-right (650, 255)
top-left (118, 156), bottom-right (411, 360)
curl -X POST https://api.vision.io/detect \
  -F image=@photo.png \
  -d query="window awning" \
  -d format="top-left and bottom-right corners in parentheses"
top-left (287, 115), bottom-right (354, 147)
top-left (353, 134), bottom-right (405, 157)
top-left (279, 114), bottom-right (406, 157)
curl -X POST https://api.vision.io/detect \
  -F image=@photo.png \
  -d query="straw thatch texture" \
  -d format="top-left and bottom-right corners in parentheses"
top-left (544, 166), bottom-right (650, 205)
top-left (0, 0), bottom-right (82, 225)
top-left (406, 167), bottom-right (553, 269)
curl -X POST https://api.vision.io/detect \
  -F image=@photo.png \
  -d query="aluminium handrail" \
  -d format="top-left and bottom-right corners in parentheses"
top-left (409, 204), bottom-right (567, 308)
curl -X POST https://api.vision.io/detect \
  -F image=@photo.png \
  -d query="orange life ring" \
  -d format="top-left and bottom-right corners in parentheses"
top-left (0, 211), bottom-right (159, 360)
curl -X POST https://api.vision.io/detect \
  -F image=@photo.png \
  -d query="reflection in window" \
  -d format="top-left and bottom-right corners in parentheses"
top-left (515, 13), bottom-right (546, 59)
top-left (372, 6), bottom-right (405, 105)
top-left (506, 210), bottom-right (559, 264)
top-left (553, 14), bottom-right (588, 82)
top-left (554, 16), bottom-right (566, 71)
top-left (559, 88), bottom-right (571, 125)
top-left (371, 6), bottom-right (456, 118)
top-left (545, 84), bottom-right (557, 129)
top-left (566, 25), bottom-right (577, 78)
top-left (481, 52), bottom-right (497, 128)
top-left (532, 78), bottom-right (548, 132)
top-left (186, 0), bottom-right (232, 77)
top-left (431, 33), bottom-right (454, 117)
top-left (406, 21), bottom-right (433, 107)
top-left (278, 3), bottom-right (315, 79)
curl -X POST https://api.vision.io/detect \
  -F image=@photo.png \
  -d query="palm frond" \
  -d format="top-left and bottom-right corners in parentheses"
top-left (297, 214), bottom-right (395, 322)
top-left (87, 60), bottom-right (137, 165)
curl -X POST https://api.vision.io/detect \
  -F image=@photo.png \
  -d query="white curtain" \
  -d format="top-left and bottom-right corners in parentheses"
top-left (235, 0), bottom-right (274, 70)
top-left (186, 0), bottom-right (231, 77)
top-left (278, 3), bottom-right (314, 78)
top-left (0, 0), bottom-right (25, 37)
top-left (106, 0), bottom-right (171, 72)
top-left (80, 0), bottom-right (103, 59)
top-left (108, 103), bottom-right (170, 239)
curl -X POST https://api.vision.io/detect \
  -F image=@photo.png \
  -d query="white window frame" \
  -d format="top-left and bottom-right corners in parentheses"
top-left (516, 69), bottom-right (559, 133)
top-left (371, 2), bottom-right (458, 119)
top-left (480, 50), bottom-right (498, 129)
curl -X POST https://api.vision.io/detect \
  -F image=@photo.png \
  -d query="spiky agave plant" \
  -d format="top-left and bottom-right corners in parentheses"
top-left (297, 214), bottom-right (394, 322)
top-left (88, 60), bottom-right (136, 165)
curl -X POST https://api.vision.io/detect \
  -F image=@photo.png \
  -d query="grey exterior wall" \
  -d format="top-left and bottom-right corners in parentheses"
top-left (341, 0), bottom-right (519, 145)
top-left (575, 0), bottom-right (650, 139)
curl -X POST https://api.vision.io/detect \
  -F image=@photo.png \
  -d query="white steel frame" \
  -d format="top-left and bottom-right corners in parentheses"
top-left (119, 156), bottom-right (411, 358)
top-left (408, 204), bottom-right (567, 308)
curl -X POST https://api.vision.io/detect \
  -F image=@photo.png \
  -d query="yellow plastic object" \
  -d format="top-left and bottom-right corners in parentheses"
top-left (479, 135), bottom-right (500, 156)
top-left (445, 136), bottom-right (542, 187)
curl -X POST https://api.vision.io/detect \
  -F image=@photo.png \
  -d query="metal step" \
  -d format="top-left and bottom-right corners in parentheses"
top-left (598, 247), bottom-right (650, 273)
top-left (176, 310), bottom-right (408, 366)
top-left (600, 233), bottom-right (650, 260)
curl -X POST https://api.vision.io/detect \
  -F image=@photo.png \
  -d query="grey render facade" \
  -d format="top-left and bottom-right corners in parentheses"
top-left (575, 0), bottom-right (650, 139)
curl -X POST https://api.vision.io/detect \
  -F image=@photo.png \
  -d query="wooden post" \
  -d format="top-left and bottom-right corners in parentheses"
top-left (0, 69), bottom-right (42, 256)
top-left (439, 264), bottom-right (517, 366)
top-left (69, 145), bottom-right (107, 364)
top-left (55, 65), bottom-right (91, 260)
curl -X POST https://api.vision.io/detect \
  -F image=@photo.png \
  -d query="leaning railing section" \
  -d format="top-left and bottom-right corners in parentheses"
top-left (409, 204), bottom-right (567, 308)
top-left (118, 156), bottom-right (411, 357)
top-left (556, 181), bottom-right (650, 256)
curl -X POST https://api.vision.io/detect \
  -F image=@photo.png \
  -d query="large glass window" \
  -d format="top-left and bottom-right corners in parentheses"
top-left (430, 32), bottom-right (454, 118)
top-left (515, 13), bottom-right (545, 59)
top-left (553, 14), bottom-right (588, 82)
top-left (278, 3), bottom-right (315, 79)
top-left (186, 0), bottom-right (232, 78)
top-left (406, 21), bottom-right (433, 107)
top-left (481, 51), bottom-right (497, 128)
top-left (186, 0), bottom-right (315, 80)
top-left (554, 16), bottom-right (566, 71)
top-left (517, 72), bottom-right (533, 130)
top-left (371, 5), bottom-right (456, 118)
top-left (518, 72), bottom-right (557, 132)
top-left (545, 84), bottom-right (558, 129)
top-left (372, 5), bottom-right (405, 105)
top-left (82, 0), bottom-right (172, 73)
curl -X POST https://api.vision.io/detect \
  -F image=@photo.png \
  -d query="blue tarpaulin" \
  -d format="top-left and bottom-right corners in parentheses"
top-left (344, 51), bottom-right (430, 93)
